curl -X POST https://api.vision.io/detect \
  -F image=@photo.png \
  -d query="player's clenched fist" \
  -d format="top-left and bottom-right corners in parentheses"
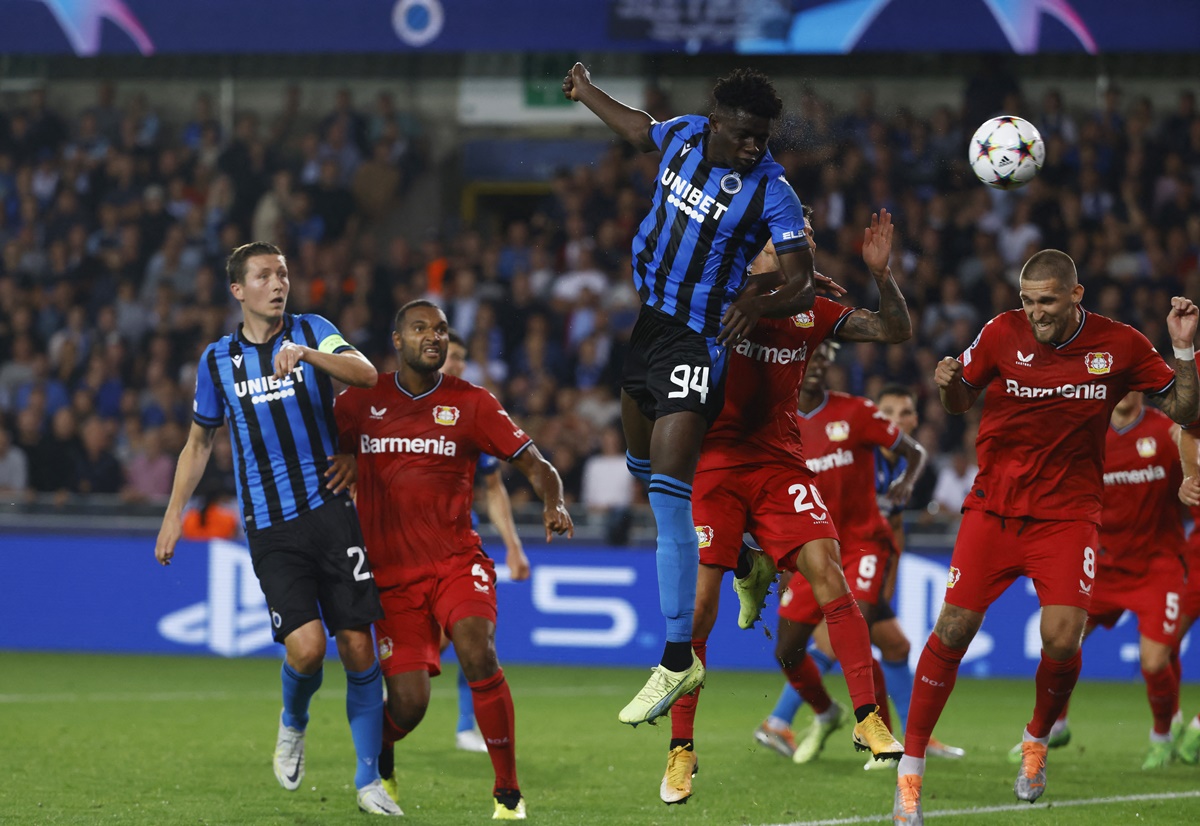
top-left (934, 356), bottom-right (963, 388)
top-left (543, 502), bottom-right (574, 542)
top-left (562, 62), bottom-right (591, 102)
top-left (273, 341), bottom-right (307, 379)
top-left (1167, 296), bottom-right (1199, 345)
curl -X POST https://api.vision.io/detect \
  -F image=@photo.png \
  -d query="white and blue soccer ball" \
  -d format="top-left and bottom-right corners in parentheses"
top-left (969, 116), bottom-right (1045, 190)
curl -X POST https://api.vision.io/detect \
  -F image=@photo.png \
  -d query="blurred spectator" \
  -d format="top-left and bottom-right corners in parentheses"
top-left (581, 426), bottom-right (635, 544)
top-left (0, 422), bottom-right (27, 495)
top-left (122, 425), bottom-right (175, 503)
top-left (931, 450), bottom-right (979, 516)
top-left (75, 414), bottom-right (122, 494)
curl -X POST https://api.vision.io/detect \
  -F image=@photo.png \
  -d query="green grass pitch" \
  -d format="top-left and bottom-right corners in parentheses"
top-left (2, 652), bottom-right (1199, 825)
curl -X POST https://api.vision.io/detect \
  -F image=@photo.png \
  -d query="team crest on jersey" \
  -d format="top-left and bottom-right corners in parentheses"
top-left (1136, 437), bottom-right (1158, 458)
top-left (1085, 352), bottom-right (1114, 375)
top-left (719, 172), bottom-right (742, 194)
top-left (433, 405), bottom-right (460, 426)
top-left (378, 636), bottom-right (393, 660)
top-left (695, 525), bottom-right (714, 549)
top-left (792, 310), bottom-right (815, 328)
top-left (946, 566), bottom-right (961, 588)
top-left (825, 421), bottom-right (851, 442)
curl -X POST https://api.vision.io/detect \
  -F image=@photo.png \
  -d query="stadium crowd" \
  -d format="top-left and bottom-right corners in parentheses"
top-left (0, 79), bottom-right (1197, 532)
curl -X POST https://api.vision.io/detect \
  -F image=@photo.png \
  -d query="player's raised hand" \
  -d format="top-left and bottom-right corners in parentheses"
top-left (934, 356), bottom-right (964, 388)
top-left (1180, 475), bottom-right (1200, 507)
top-left (273, 341), bottom-right (307, 379)
top-left (1167, 296), bottom-right (1199, 348)
top-left (324, 453), bottom-right (358, 494)
top-left (862, 209), bottom-right (893, 277)
top-left (506, 546), bottom-right (531, 581)
top-left (155, 514), bottom-right (183, 566)
top-left (562, 63), bottom-right (592, 102)
top-left (543, 502), bottom-right (574, 542)
top-left (718, 294), bottom-right (760, 346)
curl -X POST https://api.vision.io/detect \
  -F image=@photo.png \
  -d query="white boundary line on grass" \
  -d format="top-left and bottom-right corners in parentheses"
top-left (766, 790), bottom-right (1200, 826)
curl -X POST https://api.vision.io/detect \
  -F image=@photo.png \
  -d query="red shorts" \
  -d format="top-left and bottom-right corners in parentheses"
top-left (373, 549), bottom-right (497, 677)
top-left (944, 510), bottom-right (1099, 613)
top-left (1088, 554), bottom-right (1187, 647)
top-left (778, 540), bottom-right (894, 625)
top-left (692, 464), bottom-right (839, 570)
top-left (1181, 534), bottom-right (1200, 620)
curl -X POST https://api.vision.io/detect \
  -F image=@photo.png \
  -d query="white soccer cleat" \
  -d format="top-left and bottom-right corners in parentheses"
top-left (358, 779), bottom-right (404, 815)
top-left (456, 726), bottom-right (489, 753)
top-left (273, 713), bottom-right (305, 791)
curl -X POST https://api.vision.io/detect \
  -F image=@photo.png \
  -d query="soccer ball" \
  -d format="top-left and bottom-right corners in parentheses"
top-left (969, 116), bottom-right (1045, 190)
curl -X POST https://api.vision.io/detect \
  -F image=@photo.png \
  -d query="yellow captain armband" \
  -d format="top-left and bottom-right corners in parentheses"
top-left (318, 334), bottom-right (352, 355)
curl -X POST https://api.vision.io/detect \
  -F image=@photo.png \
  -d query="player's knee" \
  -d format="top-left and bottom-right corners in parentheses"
top-left (386, 692), bottom-right (428, 731)
top-left (933, 606), bottom-right (981, 651)
top-left (1142, 647), bottom-right (1171, 674)
top-left (879, 638), bottom-right (910, 662)
top-left (457, 646), bottom-right (500, 683)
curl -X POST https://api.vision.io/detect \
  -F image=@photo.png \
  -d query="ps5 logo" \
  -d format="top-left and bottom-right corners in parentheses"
top-left (158, 540), bottom-right (275, 656)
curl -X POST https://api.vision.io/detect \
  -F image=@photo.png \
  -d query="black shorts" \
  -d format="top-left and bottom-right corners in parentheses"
top-left (247, 498), bottom-right (384, 643)
top-left (622, 305), bottom-right (729, 425)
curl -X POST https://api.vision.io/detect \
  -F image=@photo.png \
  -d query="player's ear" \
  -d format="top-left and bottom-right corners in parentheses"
top-left (229, 282), bottom-right (243, 302)
top-left (391, 330), bottom-right (402, 351)
top-left (1071, 283), bottom-right (1084, 304)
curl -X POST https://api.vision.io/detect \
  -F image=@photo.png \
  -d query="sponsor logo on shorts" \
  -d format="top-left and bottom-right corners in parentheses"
top-left (792, 310), bottom-right (815, 328)
top-left (1085, 352), bottom-right (1114, 375)
top-left (825, 421), bottom-right (851, 442)
top-left (474, 580), bottom-right (490, 593)
top-left (694, 525), bottom-right (714, 549)
top-left (433, 405), bottom-right (460, 426)
top-left (1136, 437), bottom-right (1157, 458)
top-left (1165, 622), bottom-right (1178, 635)
top-left (379, 636), bottom-right (393, 660)
top-left (1078, 579), bottom-right (1093, 595)
top-left (946, 566), bottom-right (961, 588)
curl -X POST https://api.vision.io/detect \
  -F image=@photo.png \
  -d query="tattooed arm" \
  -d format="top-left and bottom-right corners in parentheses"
top-left (834, 209), bottom-right (912, 345)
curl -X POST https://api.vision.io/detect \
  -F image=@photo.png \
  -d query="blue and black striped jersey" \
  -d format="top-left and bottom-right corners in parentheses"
top-left (632, 115), bottom-right (809, 337)
top-left (192, 313), bottom-right (355, 530)
top-left (875, 447), bottom-right (907, 517)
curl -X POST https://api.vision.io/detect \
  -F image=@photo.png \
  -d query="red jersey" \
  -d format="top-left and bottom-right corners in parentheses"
top-left (1099, 407), bottom-right (1185, 574)
top-left (797, 391), bottom-right (901, 548)
top-left (334, 373), bottom-right (532, 586)
top-left (959, 308), bottom-right (1175, 524)
top-left (698, 297), bottom-right (853, 473)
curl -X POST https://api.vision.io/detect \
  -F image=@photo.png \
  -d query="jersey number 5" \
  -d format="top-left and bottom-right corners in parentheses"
top-left (668, 364), bottom-right (710, 404)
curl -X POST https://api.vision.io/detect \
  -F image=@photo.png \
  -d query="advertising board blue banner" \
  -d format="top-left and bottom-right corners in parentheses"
top-left (0, 532), bottom-right (1196, 682)
top-left (0, 1), bottom-right (1195, 56)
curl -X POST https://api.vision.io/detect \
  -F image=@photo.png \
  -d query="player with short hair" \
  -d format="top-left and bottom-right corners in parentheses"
top-left (659, 210), bottom-right (907, 804)
top-left (564, 63), bottom-right (840, 725)
top-left (894, 249), bottom-right (1198, 825)
top-left (332, 300), bottom-right (573, 820)
top-left (441, 330), bottom-right (531, 753)
top-left (154, 242), bottom-right (399, 815)
top-left (1003, 390), bottom-right (1186, 769)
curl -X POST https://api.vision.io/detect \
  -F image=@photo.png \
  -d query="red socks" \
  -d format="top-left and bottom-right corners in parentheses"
top-left (470, 668), bottom-right (519, 793)
top-left (904, 633), bottom-right (966, 758)
top-left (1143, 666), bottom-right (1178, 736)
top-left (1027, 650), bottom-right (1082, 738)
top-left (783, 652), bottom-right (833, 714)
top-left (821, 593), bottom-right (876, 711)
top-left (872, 658), bottom-right (892, 731)
top-left (669, 641), bottom-right (707, 742)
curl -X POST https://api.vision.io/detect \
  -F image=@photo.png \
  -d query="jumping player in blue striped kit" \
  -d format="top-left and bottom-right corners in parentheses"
top-left (565, 63), bottom-right (839, 725)
top-left (154, 242), bottom-right (401, 816)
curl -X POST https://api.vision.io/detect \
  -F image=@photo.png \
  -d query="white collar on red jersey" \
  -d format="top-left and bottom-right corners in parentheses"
top-left (393, 371), bottom-right (443, 400)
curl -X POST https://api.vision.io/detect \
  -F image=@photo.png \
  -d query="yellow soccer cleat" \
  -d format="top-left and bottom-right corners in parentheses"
top-left (618, 653), bottom-right (705, 726)
top-left (492, 791), bottom-right (526, 820)
top-left (852, 706), bottom-right (903, 761)
top-left (732, 550), bottom-right (777, 630)
top-left (659, 746), bottom-right (698, 805)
